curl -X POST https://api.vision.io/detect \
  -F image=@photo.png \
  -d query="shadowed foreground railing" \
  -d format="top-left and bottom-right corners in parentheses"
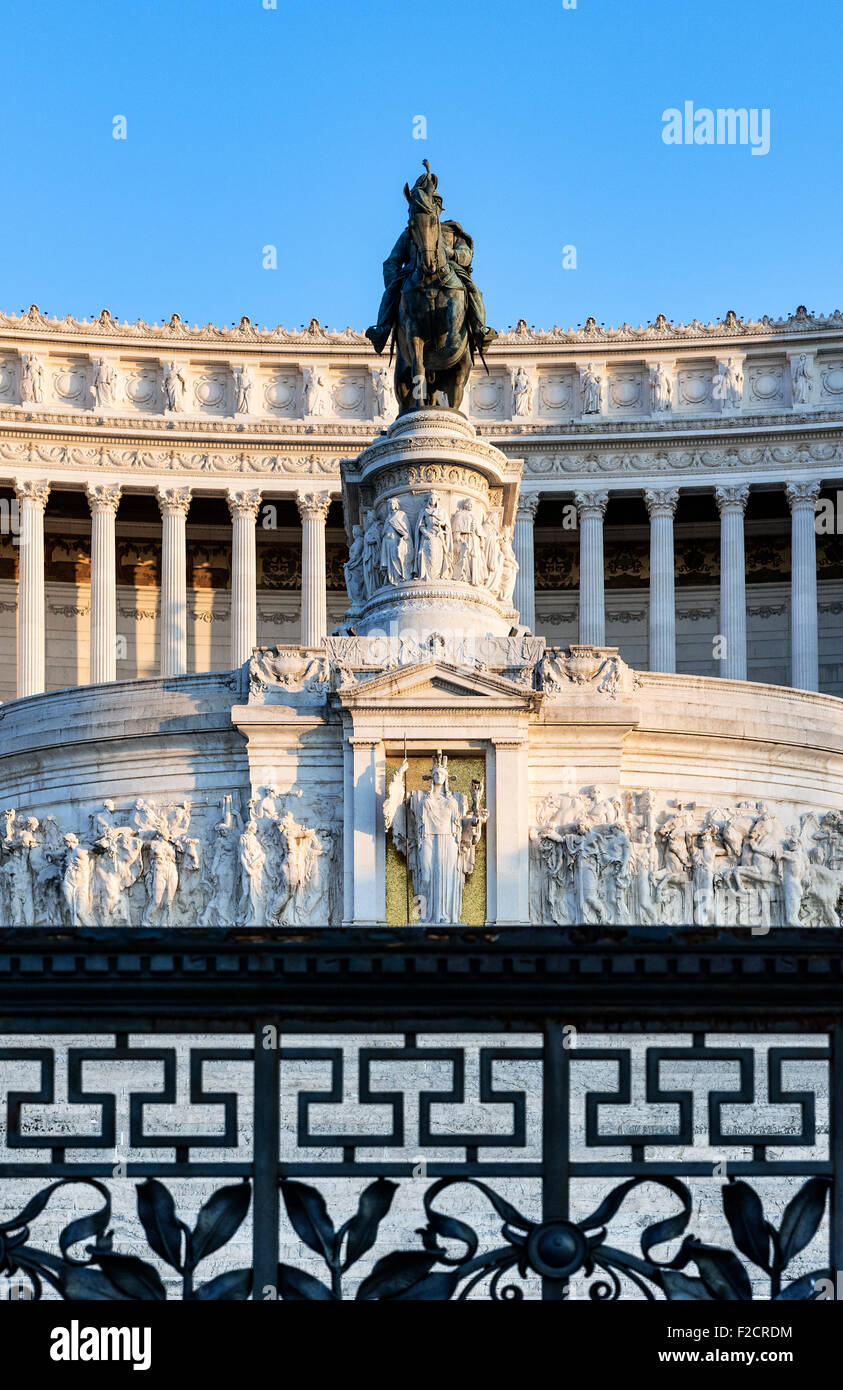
top-left (0, 927), bottom-right (841, 1300)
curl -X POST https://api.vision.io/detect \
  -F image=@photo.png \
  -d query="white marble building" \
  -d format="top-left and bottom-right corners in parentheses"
top-left (2, 303), bottom-right (843, 926)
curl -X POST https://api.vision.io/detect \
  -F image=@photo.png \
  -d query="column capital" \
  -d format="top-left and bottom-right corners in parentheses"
top-left (14, 478), bottom-right (50, 510)
top-left (644, 487), bottom-right (680, 519)
top-left (156, 485), bottom-right (192, 519)
top-left (574, 489), bottom-right (609, 521)
top-left (227, 488), bottom-right (262, 522)
top-left (785, 479), bottom-right (821, 511)
top-left (714, 484), bottom-right (750, 515)
top-left (85, 482), bottom-right (122, 515)
top-left (295, 490), bottom-right (332, 523)
top-left (515, 492), bottom-right (541, 521)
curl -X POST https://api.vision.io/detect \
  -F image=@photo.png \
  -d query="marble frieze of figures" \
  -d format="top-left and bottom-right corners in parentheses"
top-left (0, 791), bottom-right (340, 927)
top-left (343, 489), bottom-right (519, 608)
top-left (531, 788), bottom-right (843, 928)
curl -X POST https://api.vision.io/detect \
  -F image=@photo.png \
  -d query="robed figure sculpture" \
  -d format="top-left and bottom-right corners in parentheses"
top-left (384, 751), bottom-right (488, 924)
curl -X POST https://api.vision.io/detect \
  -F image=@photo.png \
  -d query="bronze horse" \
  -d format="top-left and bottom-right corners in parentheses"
top-left (393, 164), bottom-right (477, 415)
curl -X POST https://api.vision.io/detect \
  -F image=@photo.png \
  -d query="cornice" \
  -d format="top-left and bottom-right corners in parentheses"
top-left (2, 303), bottom-right (842, 352)
top-left (1, 927), bottom-right (842, 1023)
top-left (0, 443), bottom-right (841, 492)
top-left (0, 418), bottom-right (842, 490)
top-left (2, 404), bottom-right (842, 455)
top-left (483, 410), bottom-right (843, 443)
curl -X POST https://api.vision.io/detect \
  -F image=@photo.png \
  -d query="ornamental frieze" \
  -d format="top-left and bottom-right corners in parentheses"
top-left (371, 463), bottom-right (491, 498)
top-left (0, 432), bottom-right (842, 488)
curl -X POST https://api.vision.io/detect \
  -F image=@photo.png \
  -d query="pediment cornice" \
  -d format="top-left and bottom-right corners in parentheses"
top-left (335, 659), bottom-right (539, 711)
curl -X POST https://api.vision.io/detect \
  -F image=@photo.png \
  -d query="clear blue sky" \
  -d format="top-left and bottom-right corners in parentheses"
top-left (2, 0), bottom-right (840, 333)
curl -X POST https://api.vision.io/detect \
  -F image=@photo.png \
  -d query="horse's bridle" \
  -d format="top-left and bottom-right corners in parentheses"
top-left (408, 212), bottom-right (446, 283)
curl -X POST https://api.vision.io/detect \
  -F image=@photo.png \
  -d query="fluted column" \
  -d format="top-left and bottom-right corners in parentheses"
top-left (296, 491), bottom-right (331, 648)
top-left (645, 487), bottom-right (679, 673)
top-left (14, 479), bottom-right (50, 697)
top-left (156, 487), bottom-right (192, 677)
top-left (575, 490), bottom-right (609, 646)
top-left (85, 483), bottom-right (122, 684)
top-left (512, 493), bottom-right (539, 631)
top-left (786, 480), bottom-right (820, 691)
top-left (227, 489), bottom-right (262, 667)
top-left (715, 484), bottom-right (749, 680)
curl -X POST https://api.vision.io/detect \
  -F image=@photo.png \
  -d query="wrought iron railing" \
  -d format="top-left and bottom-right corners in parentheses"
top-left (0, 928), bottom-right (841, 1301)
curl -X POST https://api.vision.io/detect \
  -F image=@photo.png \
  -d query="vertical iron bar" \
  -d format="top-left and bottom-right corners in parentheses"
top-left (404, 735), bottom-right (411, 927)
top-left (542, 1019), bottom-right (570, 1300)
top-left (253, 1018), bottom-right (280, 1299)
top-left (831, 1027), bottom-right (843, 1285)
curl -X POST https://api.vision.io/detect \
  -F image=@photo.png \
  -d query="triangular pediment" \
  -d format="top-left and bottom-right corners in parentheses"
top-left (336, 658), bottom-right (536, 708)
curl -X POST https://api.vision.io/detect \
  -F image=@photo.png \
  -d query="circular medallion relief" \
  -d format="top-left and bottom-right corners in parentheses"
top-left (195, 377), bottom-right (226, 407)
top-left (751, 370), bottom-right (781, 400)
top-left (472, 381), bottom-right (500, 410)
top-left (823, 367), bottom-right (843, 395)
top-left (680, 374), bottom-right (709, 404)
top-left (334, 378), bottom-right (365, 410)
top-left (540, 378), bottom-right (571, 408)
top-left (54, 369), bottom-right (85, 401)
top-left (610, 376), bottom-right (641, 407)
top-left (265, 378), bottom-right (296, 409)
top-left (125, 374), bottom-right (156, 405)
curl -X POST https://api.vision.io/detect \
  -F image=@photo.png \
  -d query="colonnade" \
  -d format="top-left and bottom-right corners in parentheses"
top-left (512, 480), bottom-right (822, 690)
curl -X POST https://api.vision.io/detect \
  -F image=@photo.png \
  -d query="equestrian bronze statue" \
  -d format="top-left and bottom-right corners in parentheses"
top-left (366, 162), bottom-right (497, 415)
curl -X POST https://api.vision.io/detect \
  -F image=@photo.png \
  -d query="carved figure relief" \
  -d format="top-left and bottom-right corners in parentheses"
top-left (380, 497), bottom-right (414, 583)
top-left (580, 363), bottom-right (602, 414)
top-left (650, 362), bottom-right (672, 412)
top-left (510, 365), bottom-right (533, 417)
top-left (0, 792), bottom-right (340, 927)
top-left (91, 357), bottom-right (121, 409)
top-left (791, 354), bottom-right (812, 405)
top-left (531, 789), bottom-right (843, 928)
top-left (384, 751), bottom-right (488, 925)
top-left (19, 353), bottom-right (44, 405)
top-left (303, 366), bottom-right (329, 417)
top-left (414, 491), bottom-right (452, 581)
top-left (233, 365), bottom-right (254, 415)
top-left (163, 361), bottom-right (187, 412)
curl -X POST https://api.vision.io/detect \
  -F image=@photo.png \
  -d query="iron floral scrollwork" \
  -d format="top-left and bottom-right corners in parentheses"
top-left (1, 1172), bottom-right (830, 1300)
top-left (274, 1174), bottom-right (831, 1301)
top-left (275, 1177), bottom-right (461, 1300)
top-left (0, 1177), bottom-right (252, 1300)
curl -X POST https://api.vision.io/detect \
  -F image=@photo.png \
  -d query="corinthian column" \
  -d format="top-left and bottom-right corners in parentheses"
top-left (645, 487), bottom-right (679, 673)
top-left (575, 490), bottom-right (609, 646)
top-left (14, 478), bottom-right (50, 697)
top-left (227, 489), bottom-right (262, 668)
top-left (156, 486), bottom-right (192, 677)
top-left (786, 480), bottom-right (820, 691)
top-left (296, 491), bottom-right (331, 648)
top-left (85, 483), bottom-right (122, 684)
top-left (714, 484), bottom-right (749, 680)
top-left (512, 493), bottom-right (539, 631)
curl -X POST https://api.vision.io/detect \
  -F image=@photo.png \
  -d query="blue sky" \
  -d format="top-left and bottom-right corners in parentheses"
top-left (2, 0), bottom-right (840, 333)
